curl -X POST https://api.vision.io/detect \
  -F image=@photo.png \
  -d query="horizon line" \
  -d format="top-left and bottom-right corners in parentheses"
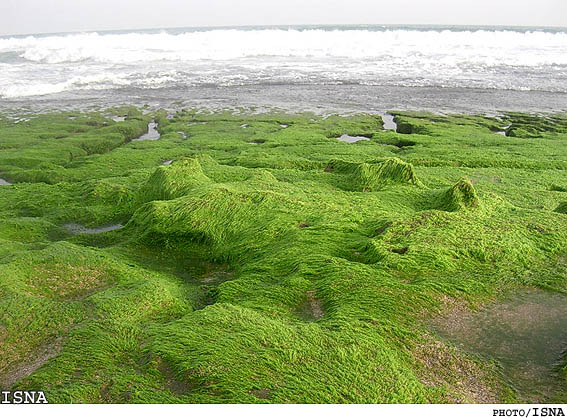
top-left (2, 22), bottom-right (567, 38)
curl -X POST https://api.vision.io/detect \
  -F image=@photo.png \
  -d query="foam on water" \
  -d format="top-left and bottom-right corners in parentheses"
top-left (3, 28), bottom-right (566, 65)
top-left (1, 26), bottom-right (566, 99)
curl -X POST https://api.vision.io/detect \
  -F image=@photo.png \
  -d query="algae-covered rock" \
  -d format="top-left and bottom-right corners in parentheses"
top-left (8, 161), bottom-right (67, 184)
top-left (506, 126), bottom-right (542, 138)
top-left (85, 179), bottom-right (132, 208)
top-left (435, 178), bottom-right (479, 212)
top-left (325, 157), bottom-right (422, 191)
top-left (136, 158), bottom-right (211, 204)
top-left (246, 170), bottom-right (278, 186)
top-left (392, 116), bottom-right (429, 135)
top-left (555, 202), bottom-right (567, 214)
top-left (503, 113), bottom-right (567, 138)
top-left (131, 185), bottom-right (285, 260)
top-left (550, 185), bottom-right (567, 192)
top-left (396, 121), bottom-right (414, 134)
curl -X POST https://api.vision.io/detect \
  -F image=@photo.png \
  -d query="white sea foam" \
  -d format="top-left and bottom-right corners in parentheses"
top-left (2, 29), bottom-right (566, 65)
top-left (1, 27), bottom-right (566, 98)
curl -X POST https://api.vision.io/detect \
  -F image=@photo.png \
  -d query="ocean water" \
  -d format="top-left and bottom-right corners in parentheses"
top-left (1, 25), bottom-right (566, 113)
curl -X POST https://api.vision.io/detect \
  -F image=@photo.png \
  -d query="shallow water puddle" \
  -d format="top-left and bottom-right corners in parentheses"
top-left (192, 270), bottom-right (235, 309)
top-left (63, 223), bottom-right (123, 235)
top-left (162, 160), bottom-right (173, 166)
top-left (296, 290), bottom-right (325, 321)
top-left (198, 271), bottom-right (234, 286)
top-left (337, 134), bottom-right (370, 143)
top-left (431, 290), bottom-right (567, 402)
top-left (111, 116), bottom-right (125, 122)
top-left (496, 124), bottom-right (511, 136)
top-left (133, 121), bottom-right (160, 141)
top-left (381, 114), bottom-right (397, 131)
top-left (0, 178), bottom-right (12, 185)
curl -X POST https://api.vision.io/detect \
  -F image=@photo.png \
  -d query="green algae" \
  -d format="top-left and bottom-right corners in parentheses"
top-left (324, 157), bottom-right (422, 191)
top-left (136, 158), bottom-right (212, 204)
top-left (0, 109), bottom-right (566, 403)
top-left (555, 202), bottom-right (567, 214)
top-left (434, 178), bottom-right (479, 212)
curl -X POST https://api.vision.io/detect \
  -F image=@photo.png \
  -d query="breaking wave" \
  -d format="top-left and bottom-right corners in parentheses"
top-left (1, 26), bottom-right (566, 98)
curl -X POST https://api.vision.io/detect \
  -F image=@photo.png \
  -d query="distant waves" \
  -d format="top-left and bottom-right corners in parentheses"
top-left (0, 26), bottom-right (566, 103)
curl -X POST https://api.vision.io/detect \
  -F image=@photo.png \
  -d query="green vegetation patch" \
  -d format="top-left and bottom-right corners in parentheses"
top-left (555, 202), bottom-right (567, 214)
top-left (324, 157), bottom-right (422, 191)
top-left (1, 108), bottom-right (566, 403)
top-left (433, 178), bottom-right (479, 212)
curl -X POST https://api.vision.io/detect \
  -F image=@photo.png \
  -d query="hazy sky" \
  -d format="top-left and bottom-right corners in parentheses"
top-left (1, 0), bottom-right (566, 36)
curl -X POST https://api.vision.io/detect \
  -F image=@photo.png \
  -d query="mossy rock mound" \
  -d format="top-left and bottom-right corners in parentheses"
top-left (555, 202), bottom-right (567, 214)
top-left (8, 162), bottom-right (67, 184)
top-left (506, 126), bottom-right (542, 138)
top-left (503, 113), bottom-right (567, 138)
top-left (130, 185), bottom-right (285, 260)
top-left (99, 119), bottom-right (149, 141)
top-left (434, 178), bottom-right (479, 212)
top-left (550, 185), bottom-right (567, 192)
top-left (325, 157), bottom-right (422, 191)
top-left (136, 158), bottom-right (212, 204)
top-left (246, 170), bottom-right (278, 186)
top-left (392, 116), bottom-right (429, 135)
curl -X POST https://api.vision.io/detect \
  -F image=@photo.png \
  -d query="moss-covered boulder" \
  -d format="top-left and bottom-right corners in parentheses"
top-left (130, 185), bottom-right (289, 262)
top-left (136, 158), bottom-right (212, 204)
top-left (325, 157), bottom-right (422, 191)
top-left (434, 178), bottom-right (479, 212)
top-left (393, 115), bottom-right (429, 135)
top-left (506, 126), bottom-right (542, 138)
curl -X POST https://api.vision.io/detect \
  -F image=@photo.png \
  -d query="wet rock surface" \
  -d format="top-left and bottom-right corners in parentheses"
top-left (431, 290), bottom-right (567, 402)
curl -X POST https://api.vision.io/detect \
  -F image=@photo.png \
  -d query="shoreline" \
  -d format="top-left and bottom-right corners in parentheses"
top-left (2, 85), bottom-right (567, 117)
